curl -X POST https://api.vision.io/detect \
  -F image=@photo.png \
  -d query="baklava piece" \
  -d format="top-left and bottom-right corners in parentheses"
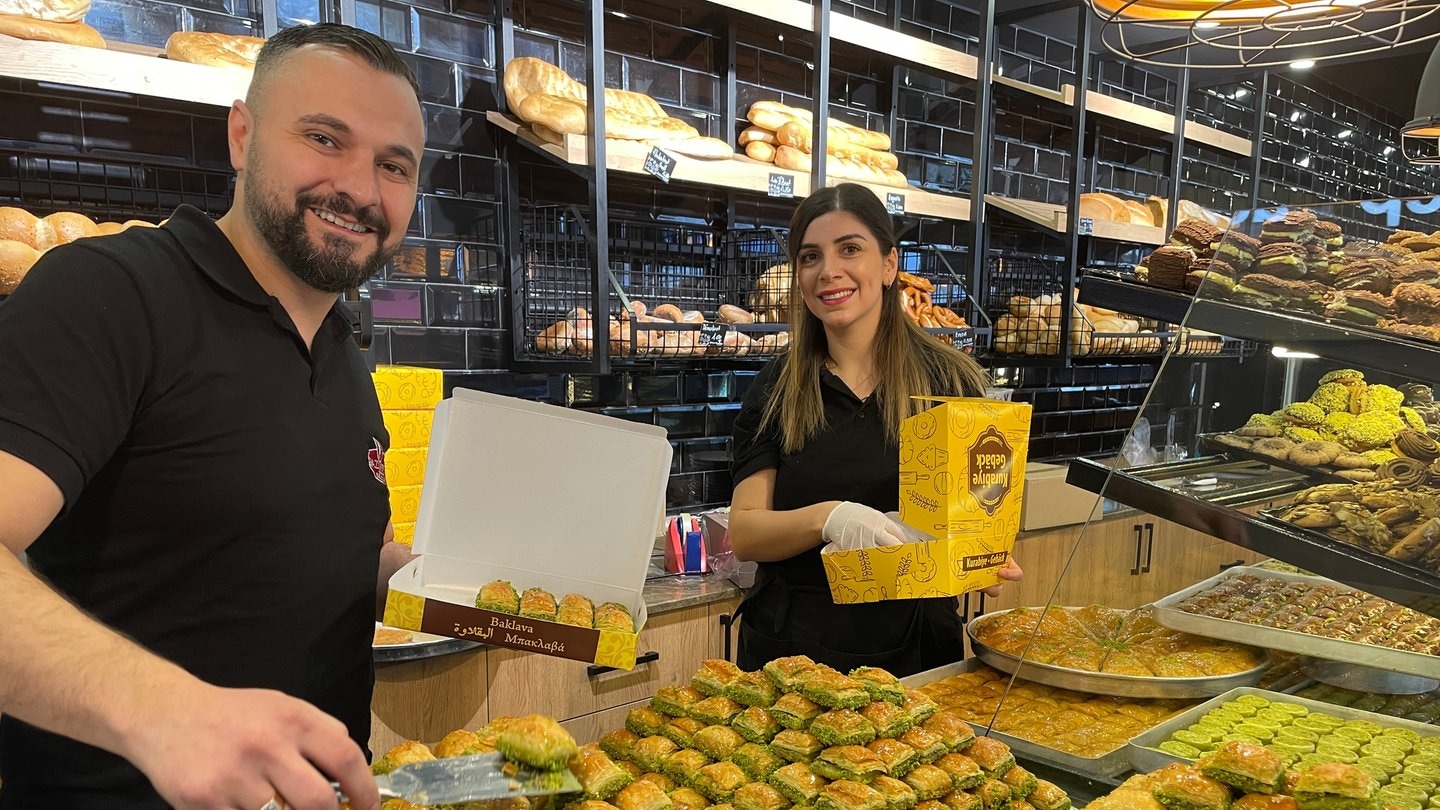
top-left (902, 690), bottom-right (940, 725)
top-left (764, 655), bottom-right (819, 691)
top-left (476, 579), bottom-right (520, 614)
top-left (1291, 762), bottom-right (1377, 810)
top-left (1198, 741), bottom-right (1286, 795)
top-left (923, 712), bottom-right (977, 753)
top-left (1085, 787), bottom-right (1163, 810)
top-left (670, 787), bottom-right (713, 810)
top-left (731, 706), bottom-right (781, 744)
top-left (871, 775), bottom-right (919, 810)
top-left (661, 717), bottom-right (707, 748)
top-left (850, 667), bottom-right (907, 706)
top-left (771, 693), bottom-right (824, 730)
top-left (732, 782), bottom-right (793, 810)
top-left (614, 778), bottom-right (677, 810)
top-left (630, 735), bottom-right (681, 773)
top-left (963, 738), bottom-right (1013, 778)
top-left (653, 685), bottom-right (706, 718)
top-left (556, 593), bottom-right (595, 628)
top-left (372, 740), bottom-right (434, 775)
top-left (639, 773), bottom-right (678, 792)
top-left (816, 780), bottom-right (888, 810)
top-left (731, 741), bottom-right (787, 781)
top-left (1028, 780), bottom-right (1071, 810)
top-left (769, 761), bottom-right (830, 805)
top-left (1149, 763), bottom-right (1236, 810)
top-left (433, 729), bottom-right (485, 758)
top-left (975, 779), bottom-right (1016, 810)
top-left (1232, 796), bottom-right (1298, 810)
top-left (942, 791), bottom-right (982, 810)
top-left (573, 743), bottom-right (634, 800)
top-left (1000, 766), bottom-right (1038, 801)
top-left (519, 587), bottom-right (558, 622)
top-left (801, 669), bottom-right (873, 710)
top-left (690, 696), bottom-right (744, 727)
top-left (727, 671), bottom-right (781, 708)
top-left (917, 801), bottom-right (949, 810)
top-left (861, 700), bottom-right (915, 739)
top-left (867, 738), bottom-right (922, 778)
top-left (692, 659), bottom-right (746, 697)
top-left (899, 727), bottom-right (948, 764)
top-left (691, 725), bottom-right (746, 761)
top-left (595, 602), bottom-right (635, 634)
top-left (693, 761), bottom-right (750, 804)
top-left (770, 729), bottom-right (824, 763)
top-left (904, 764), bottom-right (958, 802)
top-left (810, 745), bottom-right (888, 783)
top-left (934, 753), bottom-right (986, 790)
top-left (661, 749), bottom-right (713, 788)
top-left (618, 761), bottom-right (645, 779)
top-left (496, 714), bottom-right (579, 771)
top-left (812, 709), bottom-right (879, 747)
top-left (627, 708), bottom-right (670, 737)
top-left (600, 729), bottom-right (641, 762)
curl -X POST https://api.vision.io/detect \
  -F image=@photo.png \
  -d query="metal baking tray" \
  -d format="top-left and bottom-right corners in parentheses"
top-left (1196, 434), bottom-right (1351, 485)
top-left (1281, 679), bottom-right (1440, 725)
top-left (1151, 566), bottom-right (1440, 680)
top-left (1126, 685), bottom-right (1440, 774)
top-left (900, 658), bottom-right (1138, 778)
top-left (1255, 507), bottom-right (1440, 581)
top-left (965, 608), bottom-right (1268, 699)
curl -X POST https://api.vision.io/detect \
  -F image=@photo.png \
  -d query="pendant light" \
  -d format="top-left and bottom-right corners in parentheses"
top-left (1090, 0), bottom-right (1440, 69)
top-left (1402, 40), bottom-right (1440, 164)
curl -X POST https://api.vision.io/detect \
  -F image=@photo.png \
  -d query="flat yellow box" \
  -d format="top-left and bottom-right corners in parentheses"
top-left (391, 521), bottom-right (415, 547)
top-left (382, 409), bottom-right (434, 449)
top-left (822, 397), bottom-right (1032, 603)
top-left (372, 365), bottom-right (443, 410)
top-left (388, 483), bottom-right (424, 525)
top-left (385, 447), bottom-right (428, 488)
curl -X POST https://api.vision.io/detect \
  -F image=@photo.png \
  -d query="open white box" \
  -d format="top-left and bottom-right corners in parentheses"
top-left (382, 388), bottom-right (672, 669)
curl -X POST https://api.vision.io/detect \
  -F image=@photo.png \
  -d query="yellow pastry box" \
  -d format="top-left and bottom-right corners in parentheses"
top-left (821, 397), bottom-right (1032, 603)
top-left (372, 364), bottom-right (444, 410)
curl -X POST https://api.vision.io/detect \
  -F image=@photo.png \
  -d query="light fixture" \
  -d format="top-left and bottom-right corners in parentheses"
top-left (1289, 59), bottom-right (1315, 69)
top-left (1402, 41), bottom-right (1440, 164)
top-left (1088, 0), bottom-right (1440, 69)
top-left (1271, 346), bottom-right (1320, 359)
top-left (1337, 128), bottom-right (1352, 138)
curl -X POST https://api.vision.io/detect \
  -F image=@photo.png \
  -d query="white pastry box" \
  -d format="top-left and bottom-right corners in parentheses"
top-left (382, 388), bottom-right (672, 669)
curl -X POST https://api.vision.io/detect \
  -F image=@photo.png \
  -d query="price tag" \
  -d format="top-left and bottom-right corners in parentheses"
top-left (885, 192), bottom-right (906, 215)
top-left (768, 172), bottom-right (795, 198)
top-left (643, 146), bottom-right (677, 183)
top-left (1078, 216), bottom-right (1093, 235)
top-left (697, 322), bottom-right (728, 348)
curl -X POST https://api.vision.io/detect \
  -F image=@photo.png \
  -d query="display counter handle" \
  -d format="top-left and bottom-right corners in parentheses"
top-left (588, 650), bottom-right (659, 678)
top-left (1141, 522), bottom-right (1155, 574)
top-left (1130, 523), bottom-right (1144, 575)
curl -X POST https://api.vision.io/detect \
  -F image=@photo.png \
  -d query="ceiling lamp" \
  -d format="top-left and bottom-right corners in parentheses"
top-left (1090, 0), bottom-right (1440, 68)
top-left (1402, 41), bottom-right (1440, 164)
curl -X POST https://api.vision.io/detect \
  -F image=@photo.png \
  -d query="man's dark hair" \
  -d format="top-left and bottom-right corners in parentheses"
top-left (251, 22), bottom-right (422, 106)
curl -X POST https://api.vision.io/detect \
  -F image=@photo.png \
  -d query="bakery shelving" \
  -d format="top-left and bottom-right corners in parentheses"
top-left (986, 194), bottom-right (1168, 245)
top-left (0, 36), bottom-right (249, 108)
top-left (487, 111), bottom-right (973, 222)
top-left (1065, 456), bottom-right (1440, 620)
top-left (1078, 272), bottom-right (1195, 325)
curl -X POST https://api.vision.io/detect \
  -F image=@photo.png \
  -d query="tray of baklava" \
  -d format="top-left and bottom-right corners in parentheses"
top-left (964, 606), bottom-right (1268, 699)
top-left (1126, 686), bottom-right (1440, 785)
top-left (1152, 566), bottom-right (1440, 680)
top-left (901, 658), bottom-right (1198, 777)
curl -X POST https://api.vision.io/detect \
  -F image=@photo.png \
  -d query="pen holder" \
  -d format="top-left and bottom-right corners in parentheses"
top-left (663, 514), bottom-right (708, 574)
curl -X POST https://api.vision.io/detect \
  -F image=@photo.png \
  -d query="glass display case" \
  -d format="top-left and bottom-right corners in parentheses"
top-left (904, 197), bottom-right (1440, 801)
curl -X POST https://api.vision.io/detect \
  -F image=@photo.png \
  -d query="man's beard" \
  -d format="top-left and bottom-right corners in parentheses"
top-left (245, 170), bottom-right (397, 294)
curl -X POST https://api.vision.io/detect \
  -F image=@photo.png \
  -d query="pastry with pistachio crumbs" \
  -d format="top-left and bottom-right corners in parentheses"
top-left (692, 725), bottom-right (746, 761)
top-left (770, 761), bottom-right (830, 805)
top-left (899, 727), bottom-right (948, 764)
top-left (944, 792), bottom-right (983, 810)
top-left (1320, 369), bottom-right (1366, 387)
top-left (964, 738), bottom-right (1013, 779)
top-left (902, 764), bottom-right (956, 801)
top-left (433, 729), bottom-right (485, 757)
top-left (771, 728), bottom-right (825, 763)
top-left (731, 781), bottom-right (791, 810)
top-left (923, 712), bottom-right (977, 753)
top-left (976, 778), bottom-right (1017, 810)
top-left (1198, 741), bottom-right (1286, 795)
top-left (662, 718), bottom-right (706, 748)
top-left (771, 692), bottom-right (825, 730)
top-left (595, 602), bottom-right (635, 633)
top-left (693, 762), bottom-right (750, 803)
top-left (670, 787), bottom-right (713, 810)
top-left (861, 699), bottom-right (915, 739)
top-left (631, 736), bottom-right (681, 773)
top-left (731, 706), bottom-right (781, 744)
top-left (690, 696), bottom-right (744, 727)
top-left (902, 689), bottom-right (940, 725)
top-left (614, 779), bottom-right (676, 810)
top-left (811, 745), bottom-right (889, 783)
top-left (935, 752), bottom-right (986, 790)
top-left (764, 655), bottom-right (819, 691)
top-left (372, 740), bottom-right (435, 775)
top-left (692, 659), bottom-right (746, 697)
top-left (867, 738), bottom-right (922, 778)
top-left (870, 775), bottom-right (919, 810)
top-left (1001, 766), bottom-right (1038, 801)
top-left (653, 685), bottom-right (706, 718)
top-left (812, 709), bottom-right (879, 747)
top-left (727, 671), bottom-right (781, 708)
top-left (850, 667), bottom-right (907, 705)
top-left (816, 780), bottom-right (888, 810)
top-left (801, 668), bottom-right (874, 710)
top-left (574, 743), bottom-right (635, 800)
top-left (1291, 762), bottom-right (1377, 810)
top-left (557, 593), bottom-right (595, 628)
top-left (600, 728), bottom-right (641, 761)
top-left (519, 587), bottom-right (558, 622)
top-left (1027, 780), bottom-right (1071, 810)
top-left (641, 773), bottom-right (679, 792)
top-left (618, 761), bottom-right (645, 780)
top-left (732, 742), bottom-right (787, 781)
top-left (476, 579), bottom-right (521, 613)
top-left (627, 708), bottom-right (670, 737)
top-left (496, 714), bottom-right (578, 771)
top-left (1149, 763), bottom-right (1234, 810)
top-left (662, 748), bottom-right (713, 787)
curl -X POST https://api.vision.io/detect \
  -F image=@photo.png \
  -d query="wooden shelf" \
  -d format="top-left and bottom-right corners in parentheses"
top-left (487, 111), bottom-right (971, 222)
top-left (985, 194), bottom-right (1166, 245)
top-left (0, 35), bottom-right (250, 108)
top-left (1058, 84), bottom-right (1253, 158)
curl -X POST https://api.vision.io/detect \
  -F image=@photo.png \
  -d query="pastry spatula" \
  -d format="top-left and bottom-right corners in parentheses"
top-left (336, 752), bottom-right (582, 805)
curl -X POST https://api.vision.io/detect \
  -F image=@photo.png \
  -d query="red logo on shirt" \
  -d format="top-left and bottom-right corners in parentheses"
top-left (368, 439), bottom-right (387, 484)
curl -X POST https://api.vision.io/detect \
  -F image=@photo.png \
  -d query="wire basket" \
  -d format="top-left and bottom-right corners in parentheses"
top-left (0, 151), bottom-right (234, 223)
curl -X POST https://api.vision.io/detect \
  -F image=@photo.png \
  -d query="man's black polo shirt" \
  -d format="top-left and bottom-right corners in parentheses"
top-left (0, 205), bottom-right (390, 807)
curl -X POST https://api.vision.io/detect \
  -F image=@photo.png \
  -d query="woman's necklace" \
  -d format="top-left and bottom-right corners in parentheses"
top-left (825, 358), bottom-right (876, 395)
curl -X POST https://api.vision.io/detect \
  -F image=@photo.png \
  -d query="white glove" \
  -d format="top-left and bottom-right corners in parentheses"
top-left (884, 511), bottom-right (937, 544)
top-left (821, 502), bottom-right (908, 551)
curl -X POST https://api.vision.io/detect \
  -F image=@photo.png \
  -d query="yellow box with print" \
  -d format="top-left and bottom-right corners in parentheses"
top-left (381, 408), bottom-right (435, 448)
top-left (384, 446), bottom-right (428, 488)
top-left (820, 397), bottom-right (1032, 603)
top-left (372, 364), bottom-right (444, 410)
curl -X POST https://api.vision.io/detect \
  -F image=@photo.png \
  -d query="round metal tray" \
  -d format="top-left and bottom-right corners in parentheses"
top-left (966, 610), bottom-right (1269, 699)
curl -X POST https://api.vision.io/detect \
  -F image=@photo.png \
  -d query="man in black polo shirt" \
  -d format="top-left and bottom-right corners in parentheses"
top-left (0, 23), bottom-right (424, 810)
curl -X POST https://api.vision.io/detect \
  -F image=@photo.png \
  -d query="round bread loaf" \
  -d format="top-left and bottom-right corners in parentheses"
top-left (44, 210), bottom-right (99, 243)
top-left (0, 239), bottom-right (41, 295)
top-left (0, 13), bottom-right (104, 47)
top-left (0, 207), bottom-right (57, 250)
top-left (651, 304), bottom-right (684, 322)
top-left (0, 0), bottom-right (90, 23)
top-left (738, 126), bottom-right (776, 145)
top-left (164, 31), bottom-right (264, 68)
top-left (744, 141), bottom-right (776, 162)
top-left (717, 303), bottom-right (754, 324)
top-left (95, 221), bottom-right (125, 235)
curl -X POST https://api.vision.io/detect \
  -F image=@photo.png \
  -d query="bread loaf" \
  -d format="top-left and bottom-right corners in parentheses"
top-left (44, 210), bottom-right (99, 243)
top-left (518, 93), bottom-right (588, 136)
top-left (773, 121), bottom-right (899, 171)
top-left (717, 303), bottom-right (755, 324)
top-left (1077, 192), bottom-right (1125, 222)
top-left (738, 126), bottom-right (776, 145)
top-left (744, 141), bottom-right (776, 162)
top-left (0, 207), bottom-right (57, 250)
top-left (1120, 199), bottom-right (1154, 226)
top-left (0, 239), bottom-right (40, 294)
top-left (95, 221), bottom-right (125, 236)
top-left (535, 319), bottom-right (574, 354)
top-left (0, 0), bottom-right (90, 23)
top-left (165, 31), bottom-right (263, 68)
top-left (604, 108), bottom-right (697, 142)
top-left (746, 100), bottom-right (892, 152)
top-left (1145, 195), bottom-right (1168, 230)
top-left (0, 13), bottom-right (103, 47)
top-left (651, 303), bottom-right (684, 322)
top-left (773, 145), bottom-right (904, 187)
top-left (503, 56), bottom-right (584, 112)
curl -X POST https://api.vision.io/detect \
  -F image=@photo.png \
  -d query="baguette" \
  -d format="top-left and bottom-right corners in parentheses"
top-left (773, 120), bottom-right (899, 171)
top-left (744, 141), bottom-right (776, 163)
top-left (739, 125), bottom-right (777, 145)
top-left (747, 100), bottom-right (892, 151)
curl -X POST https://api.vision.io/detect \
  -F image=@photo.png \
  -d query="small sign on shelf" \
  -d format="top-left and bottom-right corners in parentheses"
top-left (697, 322), bottom-right (728, 348)
top-left (1078, 217), bottom-right (1094, 235)
top-left (768, 172), bottom-right (795, 198)
top-left (885, 192), bottom-right (906, 215)
top-left (643, 146), bottom-right (677, 183)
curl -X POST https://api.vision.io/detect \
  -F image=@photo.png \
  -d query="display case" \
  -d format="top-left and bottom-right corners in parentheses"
top-left (946, 196), bottom-right (1440, 793)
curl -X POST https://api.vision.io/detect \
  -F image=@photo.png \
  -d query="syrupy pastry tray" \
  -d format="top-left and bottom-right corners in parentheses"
top-left (1152, 566), bottom-right (1440, 680)
top-left (965, 609), bottom-right (1268, 700)
top-left (899, 659), bottom-right (1138, 778)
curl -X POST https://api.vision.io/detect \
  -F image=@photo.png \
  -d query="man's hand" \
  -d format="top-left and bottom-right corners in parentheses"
top-left (126, 681), bottom-right (380, 810)
top-left (981, 556), bottom-right (1024, 598)
top-left (821, 502), bottom-right (909, 551)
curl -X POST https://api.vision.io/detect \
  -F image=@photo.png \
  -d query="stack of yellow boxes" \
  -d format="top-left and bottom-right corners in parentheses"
top-left (371, 365), bottom-right (444, 548)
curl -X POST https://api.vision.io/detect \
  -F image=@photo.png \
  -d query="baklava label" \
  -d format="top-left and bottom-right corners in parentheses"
top-left (967, 425), bottom-right (1014, 517)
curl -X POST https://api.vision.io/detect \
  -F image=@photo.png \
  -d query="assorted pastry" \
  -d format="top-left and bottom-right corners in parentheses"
top-left (532, 301), bottom-right (790, 358)
top-left (0, 205), bottom-right (159, 294)
top-left (1207, 370), bottom-right (1440, 482)
top-left (1172, 572), bottom-right (1440, 655)
top-left (992, 293), bottom-right (1169, 357)
top-left (474, 579), bottom-right (635, 633)
top-left (1076, 194), bottom-right (1230, 231)
top-left (969, 605), bottom-right (1264, 677)
top-left (740, 101), bottom-right (908, 189)
top-left (1272, 481), bottom-right (1440, 575)
top-left (917, 663), bottom-right (1194, 759)
top-left (1293, 682), bottom-right (1440, 727)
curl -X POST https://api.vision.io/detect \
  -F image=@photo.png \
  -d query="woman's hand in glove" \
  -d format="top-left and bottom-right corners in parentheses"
top-left (821, 502), bottom-right (908, 551)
